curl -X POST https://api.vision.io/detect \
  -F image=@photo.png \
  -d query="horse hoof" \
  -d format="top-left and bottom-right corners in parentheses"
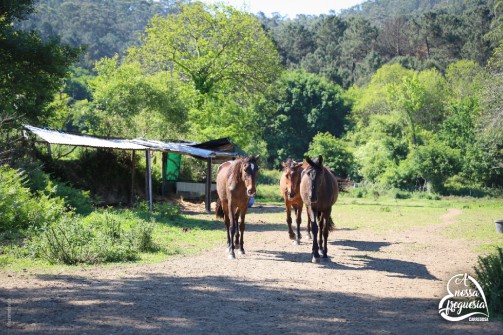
top-left (289, 234), bottom-right (295, 240)
top-left (307, 235), bottom-right (312, 240)
top-left (292, 240), bottom-right (300, 246)
top-left (228, 253), bottom-right (236, 260)
top-left (239, 249), bottom-right (245, 255)
top-left (312, 256), bottom-right (320, 263)
top-left (322, 255), bottom-right (329, 261)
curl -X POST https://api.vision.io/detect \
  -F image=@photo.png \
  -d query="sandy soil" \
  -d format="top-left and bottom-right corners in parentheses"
top-left (1, 204), bottom-right (501, 334)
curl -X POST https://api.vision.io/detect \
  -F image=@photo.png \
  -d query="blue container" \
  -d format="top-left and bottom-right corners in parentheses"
top-left (248, 197), bottom-right (255, 208)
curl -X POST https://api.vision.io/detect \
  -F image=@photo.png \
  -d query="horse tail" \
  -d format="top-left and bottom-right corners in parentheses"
top-left (215, 198), bottom-right (224, 219)
top-left (327, 216), bottom-right (335, 232)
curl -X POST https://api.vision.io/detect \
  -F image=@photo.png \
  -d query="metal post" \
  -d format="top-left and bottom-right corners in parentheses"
top-left (146, 150), bottom-right (153, 212)
top-left (205, 157), bottom-right (212, 212)
top-left (130, 150), bottom-right (136, 205)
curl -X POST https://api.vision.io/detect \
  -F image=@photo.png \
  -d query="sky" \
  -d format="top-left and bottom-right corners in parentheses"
top-left (199, 0), bottom-right (366, 18)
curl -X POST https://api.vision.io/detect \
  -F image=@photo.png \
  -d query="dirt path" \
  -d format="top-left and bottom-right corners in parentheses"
top-left (2, 206), bottom-right (501, 334)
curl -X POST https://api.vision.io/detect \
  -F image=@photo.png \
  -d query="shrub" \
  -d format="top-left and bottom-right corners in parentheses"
top-left (0, 165), bottom-right (67, 238)
top-left (258, 169), bottom-right (282, 185)
top-left (473, 248), bottom-right (503, 317)
top-left (306, 132), bottom-right (354, 178)
top-left (27, 209), bottom-right (156, 264)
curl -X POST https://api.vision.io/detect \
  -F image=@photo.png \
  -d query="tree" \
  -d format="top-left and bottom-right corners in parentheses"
top-left (87, 56), bottom-right (188, 139)
top-left (124, 2), bottom-right (282, 151)
top-left (0, 0), bottom-right (80, 127)
top-left (340, 17), bottom-right (378, 87)
top-left (16, 0), bottom-right (186, 70)
top-left (306, 132), bottom-right (354, 178)
top-left (128, 2), bottom-right (282, 97)
top-left (264, 70), bottom-right (348, 166)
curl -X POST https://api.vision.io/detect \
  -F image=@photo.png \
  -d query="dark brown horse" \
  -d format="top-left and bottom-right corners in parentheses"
top-left (300, 155), bottom-right (338, 263)
top-left (280, 159), bottom-right (311, 244)
top-left (215, 155), bottom-right (259, 259)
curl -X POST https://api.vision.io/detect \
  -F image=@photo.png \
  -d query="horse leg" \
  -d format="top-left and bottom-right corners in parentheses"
top-left (222, 201), bottom-right (231, 254)
top-left (310, 208), bottom-right (320, 263)
top-left (294, 205), bottom-right (302, 244)
top-left (322, 216), bottom-right (329, 259)
top-left (306, 205), bottom-right (312, 240)
top-left (238, 211), bottom-right (246, 255)
top-left (318, 212), bottom-right (324, 259)
top-left (285, 202), bottom-right (295, 240)
top-left (234, 209), bottom-right (241, 248)
top-left (314, 212), bottom-right (324, 252)
top-left (228, 202), bottom-right (237, 259)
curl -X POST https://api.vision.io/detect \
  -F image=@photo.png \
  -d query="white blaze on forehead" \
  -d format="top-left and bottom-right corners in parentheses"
top-left (250, 163), bottom-right (255, 172)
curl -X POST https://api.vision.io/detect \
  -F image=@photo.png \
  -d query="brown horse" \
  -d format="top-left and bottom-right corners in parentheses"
top-left (300, 155), bottom-right (338, 263)
top-left (215, 155), bottom-right (259, 259)
top-left (280, 159), bottom-right (311, 244)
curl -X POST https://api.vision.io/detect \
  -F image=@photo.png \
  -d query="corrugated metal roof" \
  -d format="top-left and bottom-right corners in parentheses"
top-left (24, 125), bottom-right (237, 159)
top-left (24, 125), bottom-right (148, 150)
top-left (131, 138), bottom-right (236, 159)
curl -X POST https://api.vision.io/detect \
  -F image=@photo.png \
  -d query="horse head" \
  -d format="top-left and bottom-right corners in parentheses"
top-left (302, 155), bottom-right (324, 204)
top-left (281, 159), bottom-right (303, 199)
top-left (241, 155), bottom-right (259, 197)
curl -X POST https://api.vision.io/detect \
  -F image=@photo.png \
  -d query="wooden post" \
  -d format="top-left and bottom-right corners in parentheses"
top-left (205, 157), bottom-right (212, 212)
top-left (130, 150), bottom-right (136, 205)
top-left (146, 150), bottom-right (153, 211)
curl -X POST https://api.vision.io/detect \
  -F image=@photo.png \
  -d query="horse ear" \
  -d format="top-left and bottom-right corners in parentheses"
top-left (281, 162), bottom-right (287, 168)
top-left (318, 155), bottom-right (323, 166)
top-left (305, 156), bottom-right (316, 168)
top-left (253, 155), bottom-right (260, 161)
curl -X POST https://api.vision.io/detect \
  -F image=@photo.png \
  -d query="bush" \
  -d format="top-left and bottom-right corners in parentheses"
top-left (0, 165), bottom-right (68, 238)
top-left (473, 248), bottom-right (503, 317)
top-left (26, 168), bottom-right (94, 215)
top-left (258, 169), bottom-right (282, 185)
top-left (306, 132), bottom-right (354, 178)
top-left (27, 209), bottom-right (157, 264)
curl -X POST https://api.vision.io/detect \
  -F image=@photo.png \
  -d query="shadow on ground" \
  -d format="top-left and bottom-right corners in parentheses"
top-left (2, 271), bottom-right (498, 334)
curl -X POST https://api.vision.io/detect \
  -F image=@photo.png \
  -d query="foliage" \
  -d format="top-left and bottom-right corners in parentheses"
top-left (0, 165), bottom-right (68, 238)
top-left (263, 70), bottom-right (349, 167)
top-left (0, 0), bottom-right (80, 128)
top-left (306, 132), bottom-right (354, 178)
top-left (25, 167), bottom-right (94, 215)
top-left (26, 210), bottom-right (157, 264)
top-left (411, 140), bottom-right (462, 193)
top-left (129, 2), bottom-right (281, 97)
top-left (88, 56), bottom-right (188, 139)
top-left (473, 248), bottom-right (503, 317)
top-left (16, 0), bottom-right (186, 70)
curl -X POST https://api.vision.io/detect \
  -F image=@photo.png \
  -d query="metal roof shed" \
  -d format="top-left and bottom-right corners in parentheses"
top-left (24, 125), bottom-right (237, 212)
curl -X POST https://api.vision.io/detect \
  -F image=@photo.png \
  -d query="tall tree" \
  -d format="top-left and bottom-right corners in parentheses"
top-left (128, 2), bottom-right (282, 97)
top-left (0, 0), bottom-right (79, 126)
top-left (264, 70), bottom-right (348, 166)
top-left (126, 2), bottom-right (282, 150)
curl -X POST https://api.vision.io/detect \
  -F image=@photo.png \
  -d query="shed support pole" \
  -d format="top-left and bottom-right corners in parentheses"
top-left (146, 150), bottom-right (153, 212)
top-left (130, 150), bottom-right (136, 205)
top-left (205, 157), bottom-right (212, 212)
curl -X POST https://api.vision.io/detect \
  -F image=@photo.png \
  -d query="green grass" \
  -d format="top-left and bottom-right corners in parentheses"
top-left (442, 199), bottom-right (503, 253)
top-left (256, 184), bottom-right (283, 202)
top-left (2, 193), bottom-right (502, 272)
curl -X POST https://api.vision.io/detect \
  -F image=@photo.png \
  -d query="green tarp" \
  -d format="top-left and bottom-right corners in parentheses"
top-left (166, 153), bottom-right (181, 181)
